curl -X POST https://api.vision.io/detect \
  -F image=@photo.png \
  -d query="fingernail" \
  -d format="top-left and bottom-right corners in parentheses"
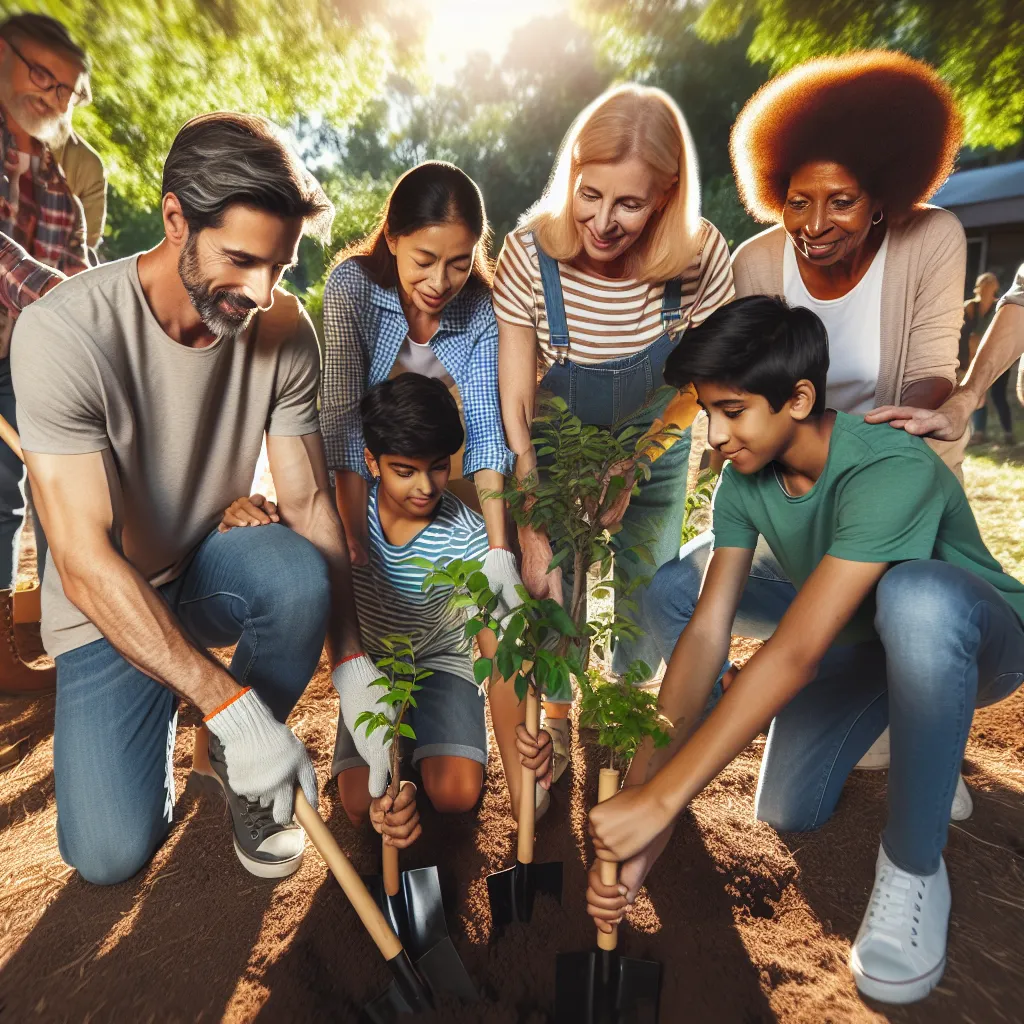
top-left (618, 885), bottom-right (627, 895)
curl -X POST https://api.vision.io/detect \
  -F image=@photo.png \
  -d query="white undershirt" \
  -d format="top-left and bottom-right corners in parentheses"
top-left (783, 233), bottom-right (888, 415)
top-left (395, 334), bottom-right (454, 385)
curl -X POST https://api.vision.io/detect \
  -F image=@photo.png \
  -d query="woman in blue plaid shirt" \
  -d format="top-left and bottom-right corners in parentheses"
top-left (319, 161), bottom-right (522, 611)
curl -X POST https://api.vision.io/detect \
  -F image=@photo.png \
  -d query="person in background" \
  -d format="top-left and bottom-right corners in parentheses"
top-left (11, 112), bottom-right (373, 885)
top-left (586, 297), bottom-right (1024, 1006)
top-left (0, 12), bottom-right (92, 695)
top-left (319, 162), bottom-right (519, 620)
top-left (52, 129), bottom-right (106, 257)
top-left (494, 84), bottom-right (734, 779)
top-left (869, 261), bottom-right (1024, 442)
top-left (644, 51), bottom-right (965, 772)
top-left (962, 272), bottom-right (1014, 445)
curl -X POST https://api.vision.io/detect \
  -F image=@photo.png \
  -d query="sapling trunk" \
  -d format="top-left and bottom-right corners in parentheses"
top-left (595, 767), bottom-right (621, 952)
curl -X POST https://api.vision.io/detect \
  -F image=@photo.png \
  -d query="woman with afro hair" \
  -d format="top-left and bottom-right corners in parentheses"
top-left (640, 51), bottom-right (972, 1000)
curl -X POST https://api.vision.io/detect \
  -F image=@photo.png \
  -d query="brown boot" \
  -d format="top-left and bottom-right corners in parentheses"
top-left (0, 588), bottom-right (55, 697)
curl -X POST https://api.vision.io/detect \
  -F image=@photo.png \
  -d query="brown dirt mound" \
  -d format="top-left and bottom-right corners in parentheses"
top-left (2, 636), bottom-right (1024, 1023)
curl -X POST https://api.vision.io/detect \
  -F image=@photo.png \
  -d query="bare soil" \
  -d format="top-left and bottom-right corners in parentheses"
top-left (2, 467), bottom-right (1024, 1022)
top-left (1, 632), bottom-right (1023, 1023)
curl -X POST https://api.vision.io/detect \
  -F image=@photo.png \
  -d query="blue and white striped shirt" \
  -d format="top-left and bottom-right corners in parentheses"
top-left (355, 483), bottom-right (489, 686)
top-left (320, 258), bottom-right (514, 481)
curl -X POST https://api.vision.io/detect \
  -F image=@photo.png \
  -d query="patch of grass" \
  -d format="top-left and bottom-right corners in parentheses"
top-left (964, 444), bottom-right (1024, 579)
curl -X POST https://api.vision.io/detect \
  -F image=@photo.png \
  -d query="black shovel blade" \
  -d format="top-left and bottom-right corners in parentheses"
top-left (486, 859), bottom-right (564, 930)
top-left (555, 948), bottom-right (661, 1024)
top-left (362, 947), bottom-right (433, 1023)
top-left (364, 866), bottom-right (478, 1005)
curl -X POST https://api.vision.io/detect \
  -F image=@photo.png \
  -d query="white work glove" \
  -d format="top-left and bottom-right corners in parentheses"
top-left (483, 546), bottom-right (525, 621)
top-left (333, 653), bottom-right (393, 798)
top-left (205, 688), bottom-right (318, 825)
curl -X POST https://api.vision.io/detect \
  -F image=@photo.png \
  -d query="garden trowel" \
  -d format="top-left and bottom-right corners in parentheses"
top-left (362, 792), bottom-right (478, 1010)
top-left (293, 789), bottom-right (475, 1022)
top-left (554, 768), bottom-right (661, 1023)
top-left (486, 684), bottom-right (563, 930)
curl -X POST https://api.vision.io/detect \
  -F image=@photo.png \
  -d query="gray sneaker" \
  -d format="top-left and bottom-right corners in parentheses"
top-left (194, 734), bottom-right (306, 878)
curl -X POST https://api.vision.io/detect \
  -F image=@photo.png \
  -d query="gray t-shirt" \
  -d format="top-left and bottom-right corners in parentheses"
top-left (998, 263), bottom-right (1024, 310)
top-left (10, 255), bottom-right (320, 657)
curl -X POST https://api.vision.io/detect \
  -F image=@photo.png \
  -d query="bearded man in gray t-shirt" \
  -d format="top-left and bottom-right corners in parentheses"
top-left (9, 112), bottom-right (382, 885)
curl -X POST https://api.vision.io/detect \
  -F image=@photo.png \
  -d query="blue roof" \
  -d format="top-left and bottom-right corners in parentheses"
top-left (933, 160), bottom-right (1024, 207)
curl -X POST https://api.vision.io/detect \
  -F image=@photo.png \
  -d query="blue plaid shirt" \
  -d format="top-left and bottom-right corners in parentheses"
top-left (320, 259), bottom-right (513, 480)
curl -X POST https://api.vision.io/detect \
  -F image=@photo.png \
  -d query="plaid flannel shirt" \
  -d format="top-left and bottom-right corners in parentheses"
top-left (0, 109), bottom-right (88, 275)
top-left (320, 259), bottom-right (513, 481)
top-left (0, 232), bottom-right (63, 315)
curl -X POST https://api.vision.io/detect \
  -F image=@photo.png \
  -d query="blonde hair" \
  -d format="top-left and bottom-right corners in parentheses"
top-left (974, 271), bottom-right (999, 295)
top-left (523, 84), bottom-right (702, 283)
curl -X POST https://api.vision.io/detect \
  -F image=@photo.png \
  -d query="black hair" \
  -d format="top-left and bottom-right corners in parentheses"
top-left (334, 160), bottom-right (493, 288)
top-left (361, 374), bottom-right (465, 460)
top-left (664, 295), bottom-right (829, 415)
top-left (162, 112), bottom-right (334, 242)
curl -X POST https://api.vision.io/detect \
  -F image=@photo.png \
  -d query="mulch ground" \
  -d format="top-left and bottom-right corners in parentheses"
top-left (2, 633), bottom-right (1023, 1024)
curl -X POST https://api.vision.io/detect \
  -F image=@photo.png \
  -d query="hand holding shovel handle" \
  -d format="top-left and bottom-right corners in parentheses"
top-left (595, 768), bottom-right (621, 951)
top-left (382, 777), bottom-right (401, 897)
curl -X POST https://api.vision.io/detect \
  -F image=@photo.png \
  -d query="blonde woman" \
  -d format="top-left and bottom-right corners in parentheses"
top-left (494, 84), bottom-right (734, 773)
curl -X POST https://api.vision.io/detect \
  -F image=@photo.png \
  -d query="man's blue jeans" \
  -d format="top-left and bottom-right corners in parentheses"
top-left (645, 538), bottom-right (1024, 875)
top-left (53, 524), bottom-right (330, 885)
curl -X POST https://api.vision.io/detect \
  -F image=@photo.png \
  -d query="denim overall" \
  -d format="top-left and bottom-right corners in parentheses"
top-left (535, 248), bottom-right (692, 676)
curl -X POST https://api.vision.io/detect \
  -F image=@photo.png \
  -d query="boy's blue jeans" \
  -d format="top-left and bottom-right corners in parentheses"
top-left (645, 536), bottom-right (1024, 876)
top-left (53, 524), bottom-right (330, 885)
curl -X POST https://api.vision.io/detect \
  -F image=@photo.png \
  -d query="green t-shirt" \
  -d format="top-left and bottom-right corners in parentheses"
top-left (712, 411), bottom-right (1024, 645)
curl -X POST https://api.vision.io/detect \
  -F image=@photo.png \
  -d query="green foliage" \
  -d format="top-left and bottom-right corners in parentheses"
top-left (578, 663), bottom-right (672, 770)
top-left (500, 395), bottom-right (679, 647)
top-left (4, 0), bottom-right (407, 210)
top-left (354, 634), bottom-right (430, 784)
top-left (690, 0), bottom-right (1024, 150)
top-left (412, 556), bottom-right (581, 703)
top-left (680, 469), bottom-right (718, 547)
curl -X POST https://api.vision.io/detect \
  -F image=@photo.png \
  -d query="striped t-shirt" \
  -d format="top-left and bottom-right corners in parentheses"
top-left (492, 219), bottom-right (734, 369)
top-left (354, 484), bottom-right (489, 686)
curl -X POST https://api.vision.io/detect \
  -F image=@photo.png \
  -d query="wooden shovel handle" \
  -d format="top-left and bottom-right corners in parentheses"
top-left (294, 789), bottom-right (403, 961)
top-left (596, 767), bottom-right (621, 952)
top-left (0, 414), bottom-right (23, 463)
top-left (383, 836), bottom-right (400, 897)
top-left (516, 683), bottom-right (540, 864)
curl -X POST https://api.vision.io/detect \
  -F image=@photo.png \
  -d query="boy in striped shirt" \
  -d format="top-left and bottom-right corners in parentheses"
top-left (223, 374), bottom-right (553, 840)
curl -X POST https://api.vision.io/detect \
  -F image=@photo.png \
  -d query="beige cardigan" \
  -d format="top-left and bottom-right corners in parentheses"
top-left (731, 205), bottom-right (968, 474)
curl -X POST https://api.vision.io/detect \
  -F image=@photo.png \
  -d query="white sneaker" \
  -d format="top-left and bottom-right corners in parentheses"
top-left (855, 728), bottom-right (890, 770)
top-left (541, 714), bottom-right (570, 784)
top-left (950, 775), bottom-right (973, 822)
top-left (850, 845), bottom-right (950, 1004)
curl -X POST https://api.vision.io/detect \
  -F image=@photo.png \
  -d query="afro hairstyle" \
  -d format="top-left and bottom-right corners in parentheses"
top-left (730, 50), bottom-right (963, 223)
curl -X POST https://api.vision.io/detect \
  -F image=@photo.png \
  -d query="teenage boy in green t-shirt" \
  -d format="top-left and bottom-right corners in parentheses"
top-left (585, 295), bottom-right (1024, 1005)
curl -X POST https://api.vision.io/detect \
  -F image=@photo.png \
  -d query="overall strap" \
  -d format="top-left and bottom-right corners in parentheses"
top-left (535, 245), bottom-right (570, 363)
top-left (660, 278), bottom-right (683, 325)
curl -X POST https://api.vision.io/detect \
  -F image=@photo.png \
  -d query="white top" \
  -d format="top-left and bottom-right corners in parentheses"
top-left (783, 233), bottom-right (889, 415)
top-left (396, 333), bottom-right (454, 385)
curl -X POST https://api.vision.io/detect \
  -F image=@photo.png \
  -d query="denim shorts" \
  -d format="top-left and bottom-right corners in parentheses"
top-left (332, 666), bottom-right (488, 777)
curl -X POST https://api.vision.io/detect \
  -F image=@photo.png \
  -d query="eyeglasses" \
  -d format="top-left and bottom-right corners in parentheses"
top-left (5, 38), bottom-right (88, 108)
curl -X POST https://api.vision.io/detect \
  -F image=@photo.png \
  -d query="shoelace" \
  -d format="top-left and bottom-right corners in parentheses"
top-left (239, 795), bottom-right (277, 835)
top-left (867, 865), bottom-right (926, 947)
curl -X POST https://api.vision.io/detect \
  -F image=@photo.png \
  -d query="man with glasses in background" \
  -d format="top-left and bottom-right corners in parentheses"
top-left (0, 13), bottom-right (91, 696)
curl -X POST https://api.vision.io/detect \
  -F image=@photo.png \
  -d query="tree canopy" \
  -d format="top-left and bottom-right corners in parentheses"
top-left (591, 0), bottom-right (1024, 150)
top-left (2, 0), bottom-right (409, 208)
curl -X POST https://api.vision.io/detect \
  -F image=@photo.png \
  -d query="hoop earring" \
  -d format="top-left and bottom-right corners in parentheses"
top-left (871, 210), bottom-right (884, 225)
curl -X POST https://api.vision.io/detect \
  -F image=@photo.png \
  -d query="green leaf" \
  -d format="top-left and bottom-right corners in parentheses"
top-left (398, 723), bottom-right (416, 740)
top-left (464, 618), bottom-right (486, 639)
top-left (473, 657), bottom-right (493, 685)
top-left (546, 546), bottom-right (571, 573)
